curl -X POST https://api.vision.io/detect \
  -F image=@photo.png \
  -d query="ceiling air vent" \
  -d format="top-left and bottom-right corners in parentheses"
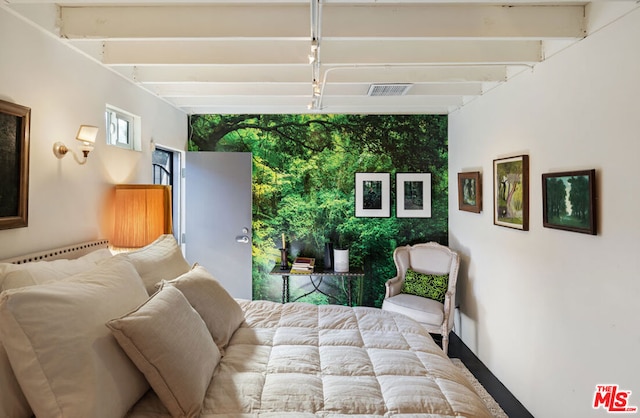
top-left (367, 83), bottom-right (412, 97)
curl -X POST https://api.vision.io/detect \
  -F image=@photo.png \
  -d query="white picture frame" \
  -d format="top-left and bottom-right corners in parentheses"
top-left (396, 172), bottom-right (432, 218)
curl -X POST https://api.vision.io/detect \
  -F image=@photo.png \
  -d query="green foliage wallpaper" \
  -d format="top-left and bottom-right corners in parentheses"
top-left (188, 114), bottom-right (448, 307)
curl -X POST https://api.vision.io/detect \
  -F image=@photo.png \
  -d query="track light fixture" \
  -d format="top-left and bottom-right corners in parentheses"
top-left (308, 39), bottom-right (319, 64)
top-left (309, 0), bottom-right (322, 111)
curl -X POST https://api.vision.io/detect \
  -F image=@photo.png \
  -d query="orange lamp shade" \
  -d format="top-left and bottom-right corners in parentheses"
top-left (111, 185), bottom-right (173, 249)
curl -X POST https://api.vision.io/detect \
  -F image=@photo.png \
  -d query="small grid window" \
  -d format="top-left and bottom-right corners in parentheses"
top-left (106, 106), bottom-right (135, 150)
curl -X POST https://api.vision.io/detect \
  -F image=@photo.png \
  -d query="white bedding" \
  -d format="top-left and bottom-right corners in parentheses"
top-left (1, 237), bottom-right (492, 418)
top-left (127, 300), bottom-right (492, 417)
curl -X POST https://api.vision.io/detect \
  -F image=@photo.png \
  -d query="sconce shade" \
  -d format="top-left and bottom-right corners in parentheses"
top-left (111, 185), bottom-right (173, 249)
top-left (76, 125), bottom-right (98, 144)
top-left (53, 124), bottom-right (98, 164)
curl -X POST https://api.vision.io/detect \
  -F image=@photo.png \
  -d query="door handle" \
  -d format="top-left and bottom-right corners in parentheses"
top-left (236, 235), bottom-right (250, 244)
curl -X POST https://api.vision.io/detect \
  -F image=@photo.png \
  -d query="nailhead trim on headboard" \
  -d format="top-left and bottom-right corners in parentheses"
top-left (0, 239), bottom-right (110, 264)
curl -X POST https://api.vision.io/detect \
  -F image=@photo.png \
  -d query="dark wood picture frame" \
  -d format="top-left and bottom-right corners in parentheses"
top-left (0, 99), bottom-right (31, 230)
top-left (542, 169), bottom-right (596, 235)
top-left (493, 155), bottom-right (529, 230)
top-left (354, 172), bottom-right (391, 218)
top-left (457, 171), bottom-right (482, 213)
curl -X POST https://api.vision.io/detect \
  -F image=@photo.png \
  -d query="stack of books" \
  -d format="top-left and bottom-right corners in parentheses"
top-left (290, 257), bottom-right (315, 274)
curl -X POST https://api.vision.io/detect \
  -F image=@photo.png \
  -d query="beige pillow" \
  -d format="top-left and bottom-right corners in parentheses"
top-left (1, 248), bottom-right (113, 291)
top-left (107, 285), bottom-right (221, 418)
top-left (122, 234), bottom-right (191, 294)
top-left (0, 247), bottom-right (113, 418)
top-left (0, 257), bottom-right (149, 418)
top-left (0, 341), bottom-right (32, 418)
top-left (164, 264), bottom-right (245, 351)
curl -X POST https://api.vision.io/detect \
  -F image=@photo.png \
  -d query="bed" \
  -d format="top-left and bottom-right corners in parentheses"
top-left (0, 235), bottom-right (492, 418)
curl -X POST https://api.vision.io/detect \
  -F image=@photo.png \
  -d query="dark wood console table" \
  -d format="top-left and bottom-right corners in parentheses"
top-left (269, 266), bottom-right (364, 306)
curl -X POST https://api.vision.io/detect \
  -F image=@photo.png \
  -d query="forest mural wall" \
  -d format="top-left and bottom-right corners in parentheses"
top-left (188, 114), bottom-right (448, 307)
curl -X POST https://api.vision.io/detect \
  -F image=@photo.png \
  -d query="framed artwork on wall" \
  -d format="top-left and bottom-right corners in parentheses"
top-left (354, 172), bottom-right (390, 217)
top-left (0, 99), bottom-right (30, 230)
top-left (457, 171), bottom-right (482, 213)
top-left (493, 155), bottom-right (529, 230)
top-left (396, 172), bottom-right (432, 218)
top-left (542, 169), bottom-right (596, 235)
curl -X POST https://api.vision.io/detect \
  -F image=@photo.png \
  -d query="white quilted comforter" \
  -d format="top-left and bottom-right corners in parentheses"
top-left (128, 300), bottom-right (492, 417)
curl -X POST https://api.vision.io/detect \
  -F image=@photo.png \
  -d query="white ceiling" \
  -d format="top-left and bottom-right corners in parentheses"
top-left (5, 1), bottom-right (638, 115)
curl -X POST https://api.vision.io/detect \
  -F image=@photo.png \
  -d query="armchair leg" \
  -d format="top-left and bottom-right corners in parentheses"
top-left (441, 333), bottom-right (449, 356)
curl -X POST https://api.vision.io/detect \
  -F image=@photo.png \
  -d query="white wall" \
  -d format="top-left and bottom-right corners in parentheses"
top-left (449, 6), bottom-right (640, 418)
top-left (0, 7), bottom-right (187, 259)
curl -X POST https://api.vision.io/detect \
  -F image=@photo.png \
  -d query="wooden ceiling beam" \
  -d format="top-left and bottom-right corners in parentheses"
top-left (98, 39), bottom-right (541, 65)
top-left (59, 4), bottom-right (584, 40)
top-left (118, 64), bottom-right (507, 84)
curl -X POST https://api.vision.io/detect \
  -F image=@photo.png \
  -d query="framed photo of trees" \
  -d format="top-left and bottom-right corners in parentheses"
top-left (493, 155), bottom-right (529, 230)
top-left (354, 172), bottom-right (391, 217)
top-left (542, 169), bottom-right (596, 235)
top-left (396, 173), bottom-right (431, 218)
top-left (458, 171), bottom-right (482, 213)
top-left (0, 99), bottom-right (30, 230)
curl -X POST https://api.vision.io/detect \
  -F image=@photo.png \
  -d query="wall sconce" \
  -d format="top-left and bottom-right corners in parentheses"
top-left (53, 125), bottom-right (98, 165)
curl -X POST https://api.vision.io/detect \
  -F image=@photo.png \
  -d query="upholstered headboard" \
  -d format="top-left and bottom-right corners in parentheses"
top-left (0, 239), bottom-right (110, 265)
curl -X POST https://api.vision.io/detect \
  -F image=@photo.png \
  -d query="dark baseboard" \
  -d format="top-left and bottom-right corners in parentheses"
top-left (433, 333), bottom-right (534, 418)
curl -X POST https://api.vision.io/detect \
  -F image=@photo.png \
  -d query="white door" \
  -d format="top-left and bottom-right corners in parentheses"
top-left (185, 152), bottom-right (252, 299)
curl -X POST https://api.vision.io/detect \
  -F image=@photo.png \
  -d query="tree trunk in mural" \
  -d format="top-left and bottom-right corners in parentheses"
top-left (189, 114), bottom-right (449, 307)
top-left (504, 173), bottom-right (523, 219)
